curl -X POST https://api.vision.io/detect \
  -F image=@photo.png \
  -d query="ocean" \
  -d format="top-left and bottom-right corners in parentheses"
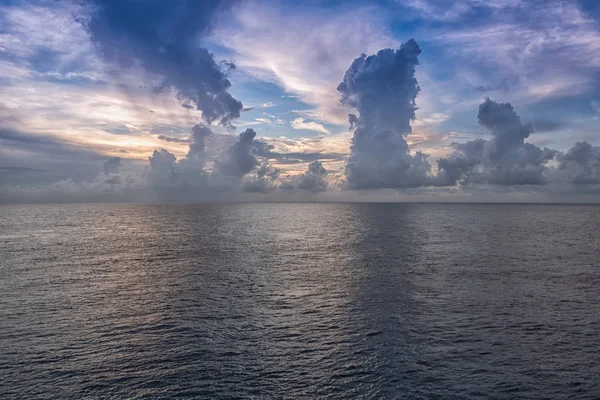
top-left (1, 203), bottom-right (599, 399)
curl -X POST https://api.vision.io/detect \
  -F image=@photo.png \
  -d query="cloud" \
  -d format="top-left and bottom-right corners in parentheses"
top-left (398, 0), bottom-right (600, 144)
top-left (157, 135), bottom-right (191, 144)
top-left (0, 167), bottom-right (65, 188)
top-left (1, 0), bottom-right (598, 202)
top-left (213, 1), bottom-right (397, 126)
top-left (243, 162), bottom-right (280, 192)
top-left (338, 39), bottom-right (433, 189)
top-left (0, 2), bottom-right (238, 169)
top-left (148, 148), bottom-right (177, 181)
top-left (281, 160), bottom-right (329, 192)
top-left (291, 118), bottom-right (330, 134)
top-left (434, 98), bottom-right (556, 186)
top-left (432, 0), bottom-right (600, 102)
top-left (84, 0), bottom-right (242, 126)
top-left (554, 141), bottom-right (600, 185)
top-left (183, 124), bottom-right (212, 166)
top-left (0, 1), bottom-right (101, 73)
top-left (477, 98), bottom-right (533, 158)
top-left (403, 0), bottom-right (524, 22)
top-left (213, 128), bottom-right (259, 178)
top-left (252, 138), bottom-right (345, 167)
top-left (473, 76), bottom-right (520, 94)
top-left (103, 156), bottom-right (121, 175)
top-left (253, 112), bottom-right (285, 125)
top-left (297, 160), bottom-right (328, 191)
top-left (0, 126), bottom-right (111, 182)
top-left (348, 113), bottom-right (358, 130)
top-left (531, 120), bottom-right (562, 133)
top-left (592, 100), bottom-right (600, 120)
top-left (4, 112), bottom-right (598, 202)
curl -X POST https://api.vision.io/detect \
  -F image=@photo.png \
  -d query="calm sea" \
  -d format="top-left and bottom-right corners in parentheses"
top-left (0, 203), bottom-right (599, 399)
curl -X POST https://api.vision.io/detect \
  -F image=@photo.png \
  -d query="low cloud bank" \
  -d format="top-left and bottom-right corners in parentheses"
top-left (2, 36), bottom-right (599, 202)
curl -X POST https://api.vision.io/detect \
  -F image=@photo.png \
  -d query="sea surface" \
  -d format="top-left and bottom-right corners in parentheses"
top-left (0, 203), bottom-right (599, 399)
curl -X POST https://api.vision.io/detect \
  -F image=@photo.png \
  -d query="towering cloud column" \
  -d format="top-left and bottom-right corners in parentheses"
top-left (337, 39), bottom-right (431, 189)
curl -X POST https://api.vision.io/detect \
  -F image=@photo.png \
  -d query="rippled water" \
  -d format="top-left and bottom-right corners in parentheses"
top-left (0, 203), bottom-right (599, 399)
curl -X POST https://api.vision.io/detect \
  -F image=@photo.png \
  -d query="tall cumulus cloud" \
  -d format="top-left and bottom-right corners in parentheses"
top-left (338, 39), bottom-right (432, 189)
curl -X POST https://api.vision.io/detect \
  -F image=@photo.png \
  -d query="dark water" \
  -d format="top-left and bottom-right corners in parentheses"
top-left (0, 203), bottom-right (599, 399)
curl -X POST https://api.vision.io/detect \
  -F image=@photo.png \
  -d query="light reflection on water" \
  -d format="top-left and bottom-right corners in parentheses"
top-left (0, 203), bottom-right (599, 398)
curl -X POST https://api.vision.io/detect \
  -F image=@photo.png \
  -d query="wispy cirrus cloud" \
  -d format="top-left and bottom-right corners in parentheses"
top-left (213, 0), bottom-right (397, 127)
top-left (0, 1), bottom-right (210, 161)
top-left (429, 0), bottom-right (600, 101)
top-left (592, 100), bottom-right (600, 120)
top-left (402, 0), bottom-right (524, 22)
top-left (394, 0), bottom-right (600, 154)
top-left (1, 0), bottom-right (599, 201)
top-left (290, 118), bottom-right (330, 135)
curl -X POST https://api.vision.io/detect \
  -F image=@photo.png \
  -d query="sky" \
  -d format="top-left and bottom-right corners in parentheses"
top-left (0, 0), bottom-right (599, 203)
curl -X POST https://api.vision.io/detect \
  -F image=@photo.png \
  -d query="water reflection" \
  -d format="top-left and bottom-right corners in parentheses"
top-left (1, 203), bottom-right (598, 398)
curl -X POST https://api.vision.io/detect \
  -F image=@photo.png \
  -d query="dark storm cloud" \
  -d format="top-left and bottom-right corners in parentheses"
top-left (103, 156), bottom-right (121, 175)
top-left (84, 0), bottom-right (242, 126)
top-left (213, 128), bottom-right (259, 178)
top-left (337, 39), bottom-right (432, 189)
top-left (435, 98), bottom-right (556, 186)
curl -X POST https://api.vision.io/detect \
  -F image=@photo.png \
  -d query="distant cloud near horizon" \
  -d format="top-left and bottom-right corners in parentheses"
top-left (434, 99), bottom-right (555, 186)
top-left (0, 0), bottom-right (598, 203)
